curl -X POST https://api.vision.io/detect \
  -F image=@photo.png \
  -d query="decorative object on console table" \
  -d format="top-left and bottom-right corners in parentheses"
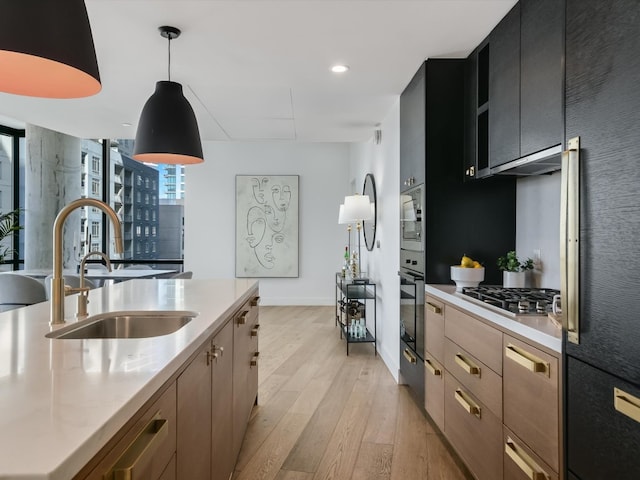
top-left (338, 204), bottom-right (353, 274)
top-left (341, 193), bottom-right (373, 277)
top-left (235, 175), bottom-right (299, 278)
top-left (497, 251), bottom-right (534, 288)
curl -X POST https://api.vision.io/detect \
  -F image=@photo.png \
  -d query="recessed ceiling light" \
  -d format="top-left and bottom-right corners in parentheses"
top-left (331, 64), bottom-right (349, 73)
top-left (122, 122), bottom-right (132, 127)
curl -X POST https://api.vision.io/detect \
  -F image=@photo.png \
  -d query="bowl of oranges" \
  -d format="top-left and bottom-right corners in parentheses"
top-left (451, 255), bottom-right (485, 292)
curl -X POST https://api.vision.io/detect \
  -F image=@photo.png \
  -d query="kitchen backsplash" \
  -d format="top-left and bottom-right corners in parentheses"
top-left (516, 171), bottom-right (561, 289)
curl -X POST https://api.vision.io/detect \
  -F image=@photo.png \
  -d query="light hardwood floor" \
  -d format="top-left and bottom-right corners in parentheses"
top-left (232, 306), bottom-right (472, 480)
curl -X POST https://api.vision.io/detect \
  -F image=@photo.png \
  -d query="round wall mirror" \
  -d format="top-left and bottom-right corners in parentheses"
top-left (362, 173), bottom-right (377, 251)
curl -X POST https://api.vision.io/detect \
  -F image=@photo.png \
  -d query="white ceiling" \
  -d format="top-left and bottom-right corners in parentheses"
top-left (0, 0), bottom-right (516, 143)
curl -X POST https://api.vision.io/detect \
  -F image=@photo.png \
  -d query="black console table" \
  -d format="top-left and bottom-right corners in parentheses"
top-left (335, 273), bottom-right (377, 355)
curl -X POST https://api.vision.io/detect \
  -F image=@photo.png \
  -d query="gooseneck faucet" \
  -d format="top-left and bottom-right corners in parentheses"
top-left (51, 198), bottom-right (124, 325)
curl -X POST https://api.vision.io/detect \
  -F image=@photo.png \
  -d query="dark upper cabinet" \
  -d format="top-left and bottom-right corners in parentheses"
top-left (464, 0), bottom-right (563, 175)
top-left (400, 63), bottom-right (426, 190)
top-left (489, 2), bottom-right (520, 169)
top-left (520, 0), bottom-right (564, 157)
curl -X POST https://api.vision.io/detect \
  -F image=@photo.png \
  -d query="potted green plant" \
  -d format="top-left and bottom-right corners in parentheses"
top-left (497, 250), bottom-right (534, 288)
top-left (0, 209), bottom-right (22, 264)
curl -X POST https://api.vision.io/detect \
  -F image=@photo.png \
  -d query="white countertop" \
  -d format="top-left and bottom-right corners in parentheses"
top-left (426, 284), bottom-right (562, 353)
top-left (0, 278), bottom-right (258, 480)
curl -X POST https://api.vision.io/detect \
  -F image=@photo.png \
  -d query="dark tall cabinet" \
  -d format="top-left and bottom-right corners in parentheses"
top-left (565, 1), bottom-right (640, 478)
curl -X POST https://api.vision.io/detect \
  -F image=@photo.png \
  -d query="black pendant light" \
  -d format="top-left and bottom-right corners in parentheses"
top-left (0, 0), bottom-right (101, 98)
top-left (133, 26), bottom-right (204, 165)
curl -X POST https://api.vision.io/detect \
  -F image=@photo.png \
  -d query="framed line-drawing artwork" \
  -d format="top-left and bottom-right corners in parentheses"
top-left (235, 175), bottom-right (299, 278)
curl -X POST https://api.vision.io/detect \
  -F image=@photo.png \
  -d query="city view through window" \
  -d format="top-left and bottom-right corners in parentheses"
top-left (0, 130), bottom-right (185, 271)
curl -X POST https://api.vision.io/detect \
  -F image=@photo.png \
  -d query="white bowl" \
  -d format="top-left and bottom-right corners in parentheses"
top-left (450, 266), bottom-right (485, 292)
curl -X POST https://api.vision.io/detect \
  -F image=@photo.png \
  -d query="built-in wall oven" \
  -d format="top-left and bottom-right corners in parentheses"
top-left (399, 248), bottom-right (425, 408)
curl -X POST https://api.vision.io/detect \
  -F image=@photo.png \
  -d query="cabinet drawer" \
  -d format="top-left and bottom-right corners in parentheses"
top-left (444, 374), bottom-right (502, 480)
top-left (445, 338), bottom-right (502, 419)
top-left (424, 353), bottom-right (445, 432)
top-left (567, 356), bottom-right (640, 480)
top-left (83, 382), bottom-right (177, 480)
top-left (503, 335), bottom-right (559, 470)
top-left (425, 296), bottom-right (445, 363)
top-left (504, 427), bottom-right (558, 480)
top-left (445, 306), bottom-right (503, 374)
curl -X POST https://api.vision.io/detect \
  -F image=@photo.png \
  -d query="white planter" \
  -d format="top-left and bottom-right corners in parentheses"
top-left (503, 271), bottom-right (526, 288)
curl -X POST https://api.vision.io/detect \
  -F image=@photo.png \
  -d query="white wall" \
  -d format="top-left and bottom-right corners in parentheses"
top-left (516, 172), bottom-right (561, 289)
top-left (184, 142), bottom-right (350, 305)
top-left (348, 100), bottom-right (401, 380)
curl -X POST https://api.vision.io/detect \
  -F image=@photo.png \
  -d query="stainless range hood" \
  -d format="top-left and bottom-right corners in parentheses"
top-left (490, 144), bottom-right (563, 176)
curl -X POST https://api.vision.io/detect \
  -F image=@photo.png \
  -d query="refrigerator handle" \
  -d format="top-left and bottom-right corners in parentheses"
top-left (561, 136), bottom-right (580, 344)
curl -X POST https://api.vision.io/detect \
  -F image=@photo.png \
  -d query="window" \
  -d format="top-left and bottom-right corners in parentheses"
top-left (145, 193), bottom-right (149, 205)
top-left (145, 178), bottom-right (149, 189)
top-left (144, 242), bottom-right (149, 254)
top-left (145, 209), bottom-right (149, 221)
top-left (136, 226), bottom-right (141, 237)
top-left (136, 174), bottom-right (142, 186)
top-left (91, 222), bottom-right (100, 237)
top-left (152, 226), bottom-right (157, 237)
top-left (91, 179), bottom-right (100, 196)
top-left (136, 208), bottom-right (141, 220)
top-left (152, 195), bottom-right (156, 206)
top-left (144, 226), bottom-right (149, 237)
top-left (136, 191), bottom-right (141, 202)
top-left (91, 156), bottom-right (100, 174)
top-left (152, 210), bottom-right (156, 221)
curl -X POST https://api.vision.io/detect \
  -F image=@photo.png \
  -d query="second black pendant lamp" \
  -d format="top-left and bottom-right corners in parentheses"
top-left (133, 26), bottom-right (204, 165)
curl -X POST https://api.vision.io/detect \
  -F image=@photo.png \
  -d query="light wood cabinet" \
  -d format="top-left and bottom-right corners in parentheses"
top-left (177, 342), bottom-right (213, 480)
top-left (424, 354), bottom-right (445, 431)
top-left (211, 320), bottom-right (235, 480)
top-left (425, 296), bottom-right (445, 363)
top-left (233, 295), bottom-right (260, 461)
top-left (78, 382), bottom-right (177, 480)
top-left (178, 293), bottom-right (259, 480)
top-left (445, 306), bottom-right (503, 375)
top-left (425, 292), bottom-right (561, 480)
top-left (445, 374), bottom-right (503, 480)
top-left (503, 334), bottom-right (559, 472)
top-left (504, 427), bottom-right (558, 480)
top-left (444, 338), bottom-right (502, 419)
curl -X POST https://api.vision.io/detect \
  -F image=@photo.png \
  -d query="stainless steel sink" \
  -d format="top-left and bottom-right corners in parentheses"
top-left (46, 310), bottom-right (198, 339)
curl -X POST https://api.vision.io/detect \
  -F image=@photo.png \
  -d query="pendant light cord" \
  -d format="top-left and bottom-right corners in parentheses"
top-left (167, 35), bottom-right (172, 81)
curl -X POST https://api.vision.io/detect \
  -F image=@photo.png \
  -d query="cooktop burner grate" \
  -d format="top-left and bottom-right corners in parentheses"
top-left (461, 286), bottom-right (560, 315)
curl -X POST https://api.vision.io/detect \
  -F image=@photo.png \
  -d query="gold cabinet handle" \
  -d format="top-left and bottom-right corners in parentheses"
top-left (426, 302), bottom-right (442, 314)
top-left (250, 352), bottom-right (260, 367)
top-left (454, 388), bottom-right (481, 418)
top-left (614, 387), bottom-right (640, 424)
top-left (455, 353), bottom-right (481, 377)
top-left (505, 437), bottom-right (548, 480)
top-left (237, 310), bottom-right (248, 325)
top-left (104, 414), bottom-right (168, 480)
top-left (403, 348), bottom-right (417, 364)
top-left (251, 324), bottom-right (260, 337)
top-left (250, 296), bottom-right (261, 307)
top-left (505, 344), bottom-right (549, 376)
top-left (424, 358), bottom-right (441, 376)
top-left (560, 136), bottom-right (580, 344)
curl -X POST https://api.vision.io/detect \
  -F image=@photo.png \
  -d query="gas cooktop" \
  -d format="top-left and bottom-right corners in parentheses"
top-left (461, 286), bottom-right (560, 316)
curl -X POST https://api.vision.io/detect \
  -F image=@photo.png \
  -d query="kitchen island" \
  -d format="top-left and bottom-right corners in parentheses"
top-left (0, 278), bottom-right (258, 480)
